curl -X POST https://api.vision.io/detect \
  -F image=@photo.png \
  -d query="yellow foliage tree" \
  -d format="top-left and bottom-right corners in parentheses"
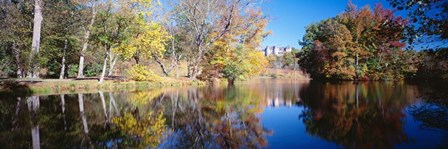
top-left (200, 8), bottom-right (270, 85)
top-left (220, 45), bottom-right (268, 85)
top-left (127, 64), bottom-right (162, 81)
top-left (113, 21), bottom-right (171, 62)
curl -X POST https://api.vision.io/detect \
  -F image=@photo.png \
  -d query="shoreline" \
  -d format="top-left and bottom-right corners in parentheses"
top-left (0, 78), bottom-right (205, 96)
top-left (0, 69), bottom-right (312, 96)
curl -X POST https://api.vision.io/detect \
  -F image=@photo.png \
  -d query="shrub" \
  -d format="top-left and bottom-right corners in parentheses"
top-left (127, 64), bottom-right (161, 82)
top-left (85, 63), bottom-right (103, 77)
top-left (67, 64), bottom-right (79, 78)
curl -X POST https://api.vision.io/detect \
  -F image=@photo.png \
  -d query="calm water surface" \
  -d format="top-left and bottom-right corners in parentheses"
top-left (0, 79), bottom-right (447, 148)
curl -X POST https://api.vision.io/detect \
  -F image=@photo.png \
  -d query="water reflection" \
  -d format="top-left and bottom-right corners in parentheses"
top-left (0, 79), bottom-right (447, 148)
top-left (298, 82), bottom-right (420, 148)
top-left (159, 86), bottom-right (271, 148)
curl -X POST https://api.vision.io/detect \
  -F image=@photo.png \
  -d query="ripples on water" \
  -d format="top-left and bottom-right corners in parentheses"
top-left (0, 79), bottom-right (447, 148)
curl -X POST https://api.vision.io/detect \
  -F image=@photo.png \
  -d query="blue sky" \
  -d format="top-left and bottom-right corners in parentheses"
top-left (260, 0), bottom-right (399, 48)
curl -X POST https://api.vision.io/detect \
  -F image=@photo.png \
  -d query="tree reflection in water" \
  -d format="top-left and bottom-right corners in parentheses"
top-left (408, 103), bottom-right (448, 132)
top-left (406, 83), bottom-right (448, 148)
top-left (298, 81), bottom-right (418, 149)
top-left (1, 79), bottom-right (448, 148)
top-left (409, 83), bottom-right (448, 133)
top-left (0, 84), bottom-right (271, 148)
top-left (159, 86), bottom-right (271, 148)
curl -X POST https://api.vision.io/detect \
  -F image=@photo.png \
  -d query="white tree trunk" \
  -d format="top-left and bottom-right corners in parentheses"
top-left (107, 52), bottom-right (117, 76)
top-left (29, 0), bottom-right (43, 78)
top-left (77, 3), bottom-right (97, 78)
top-left (99, 47), bottom-right (110, 84)
top-left (59, 40), bottom-right (68, 79)
top-left (190, 48), bottom-right (203, 79)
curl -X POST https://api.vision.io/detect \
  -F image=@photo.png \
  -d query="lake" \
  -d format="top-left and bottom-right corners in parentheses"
top-left (0, 79), bottom-right (447, 148)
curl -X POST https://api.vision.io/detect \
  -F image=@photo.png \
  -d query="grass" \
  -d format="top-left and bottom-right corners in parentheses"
top-left (0, 60), bottom-right (203, 96)
top-left (0, 61), bottom-right (310, 96)
top-left (260, 68), bottom-right (311, 80)
top-left (0, 77), bottom-right (205, 96)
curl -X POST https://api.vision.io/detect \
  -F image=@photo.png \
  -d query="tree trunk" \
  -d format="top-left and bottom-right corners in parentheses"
top-left (191, 64), bottom-right (199, 79)
top-left (134, 50), bottom-right (140, 64)
top-left (108, 52), bottom-right (117, 76)
top-left (190, 46), bottom-right (205, 79)
top-left (99, 47), bottom-right (110, 83)
top-left (12, 43), bottom-right (23, 78)
top-left (153, 54), bottom-right (177, 76)
top-left (29, 0), bottom-right (43, 78)
top-left (77, 3), bottom-right (97, 78)
top-left (77, 52), bottom-right (85, 78)
top-left (187, 60), bottom-right (191, 77)
top-left (176, 63), bottom-right (179, 78)
top-left (355, 53), bottom-right (359, 80)
top-left (59, 39), bottom-right (68, 79)
top-left (227, 78), bottom-right (235, 86)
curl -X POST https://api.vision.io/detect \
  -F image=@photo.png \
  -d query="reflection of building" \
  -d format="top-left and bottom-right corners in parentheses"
top-left (251, 79), bottom-right (308, 108)
top-left (260, 46), bottom-right (293, 56)
top-left (266, 96), bottom-right (301, 107)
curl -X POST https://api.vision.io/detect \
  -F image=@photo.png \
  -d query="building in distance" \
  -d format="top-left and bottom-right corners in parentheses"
top-left (260, 46), bottom-right (294, 56)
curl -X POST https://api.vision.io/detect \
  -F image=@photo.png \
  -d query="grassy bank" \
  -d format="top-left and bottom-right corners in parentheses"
top-left (260, 68), bottom-right (311, 80)
top-left (0, 67), bottom-right (311, 96)
top-left (0, 77), bottom-right (205, 96)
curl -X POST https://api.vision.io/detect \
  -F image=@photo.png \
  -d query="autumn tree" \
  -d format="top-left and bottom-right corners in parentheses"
top-left (298, 2), bottom-right (415, 80)
top-left (146, 2), bottom-right (186, 77)
top-left (92, 1), bottom-right (136, 83)
top-left (198, 6), bottom-right (270, 85)
top-left (388, 0), bottom-right (448, 81)
top-left (76, 0), bottom-right (98, 78)
top-left (175, 0), bottom-right (266, 79)
top-left (281, 50), bottom-right (299, 69)
top-left (216, 45), bottom-right (268, 85)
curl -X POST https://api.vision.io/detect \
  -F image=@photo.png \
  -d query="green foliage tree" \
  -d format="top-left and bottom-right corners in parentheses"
top-left (267, 54), bottom-right (277, 68)
top-left (281, 51), bottom-right (299, 69)
top-left (91, 0), bottom-right (163, 83)
top-left (41, 0), bottom-right (81, 79)
top-left (0, 0), bottom-right (33, 78)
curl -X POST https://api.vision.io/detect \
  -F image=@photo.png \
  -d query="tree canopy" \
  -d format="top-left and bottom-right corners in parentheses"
top-left (298, 3), bottom-right (418, 80)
